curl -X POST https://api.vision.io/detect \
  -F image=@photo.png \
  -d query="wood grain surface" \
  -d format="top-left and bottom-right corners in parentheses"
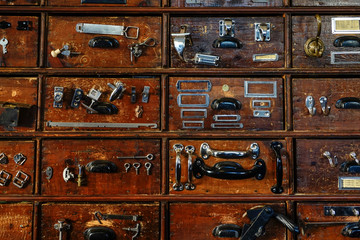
top-left (47, 0), bottom-right (160, 6)
top-left (171, 0), bottom-right (282, 7)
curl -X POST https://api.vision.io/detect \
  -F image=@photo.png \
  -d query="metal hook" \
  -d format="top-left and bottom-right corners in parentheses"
top-left (94, 211), bottom-right (104, 224)
top-left (319, 96), bottom-right (331, 116)
top-left (323, 151), bottom-right (338, 167)
top-left (305, 96), bottom-right (316, 116)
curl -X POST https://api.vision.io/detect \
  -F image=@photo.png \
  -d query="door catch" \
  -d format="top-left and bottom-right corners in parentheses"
top-left (305, 96), bottom-right (316, 116)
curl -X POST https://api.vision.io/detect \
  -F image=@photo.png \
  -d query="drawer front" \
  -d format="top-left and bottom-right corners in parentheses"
top-left (0, 16), bottom-right (38, 67)
top-left (298, 202), bottom-right (360, 240)
top-left (169, 139), bottom-right (289, 195)
top-left (292, 0), bottom-right (360, 7)
top-left (0, 0), bottom-right (38, 5)
top-left (40, 203), bottom-right (160, 239)
top-left (171, 0), bottom-right (282, 7)
top-left (293, 15), bottom-right (360, 68)
top-left (171, 16), bottom-right (284, 68)
top-left (293, 78), bottom-right (360, 131)
top-left (41, 139), bottom-right (161, 196)
top-left (296, 139), bottom-right (360, 194)
top-left (47, 0), bottom-right (160, 7)
top-left (0, 141), bottom-right (35, 195)
top-left (0, 77), bottom-right (37, 132)
top-left (0, 203), bottom-right (33, 239)
top-left (170, 202), bottom-right (287, 240)
top-left (43, 77), bottom-right (160, 131)
top-left (169, 77), bottom-right (284, 131)
top-left (47, 16), bottom-right (162, 68)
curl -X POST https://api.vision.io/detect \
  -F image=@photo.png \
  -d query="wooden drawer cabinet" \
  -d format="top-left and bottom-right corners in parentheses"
top-left (0, 203), bottom-right (33, 239)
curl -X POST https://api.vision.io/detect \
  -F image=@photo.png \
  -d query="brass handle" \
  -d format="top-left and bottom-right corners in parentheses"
top-left (304, 14), bottom-right (325, 58)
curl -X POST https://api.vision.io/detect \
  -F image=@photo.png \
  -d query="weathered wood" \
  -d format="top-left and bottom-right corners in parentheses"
top-left (171, 0), bottom-right (282, 7)
top-left (292, 0), bottom-right (360, 7)
top-left (0, 0), bottom-right (37, 5)
top-left (47, 0), bottom-right (160, 6)
top-left (0, 203), bottom-right (33, 239)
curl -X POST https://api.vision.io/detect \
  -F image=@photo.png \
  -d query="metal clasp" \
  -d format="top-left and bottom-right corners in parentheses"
top-left (219, 19), bottom-right (235, 37)
top-left (14, 153), bottom-right (27, 165)
top-left (305, 96), bottom-right (316, 116)
top-left (255, 23), bottom-right (271, 42)
top-left (171, 25), bottom-right (192, 62)
top-left (107, 81), bottom-right (126, 102)
top-left (319, 96), bottom-right (331, 116)
top-left (0, 170), bottom-right (11, 186)
top-left (194, 53), bottom-right (220, 66)
top-left (350, 152), bottom-right (360, 165)
top-left (323, 151), bottom-right (338, 167)
top-left (0, 153), bottom-right (8, 164)
top-left (53, 86), bottom-right (64, 108)
top-left (13, 170), bottom-right (29, 188)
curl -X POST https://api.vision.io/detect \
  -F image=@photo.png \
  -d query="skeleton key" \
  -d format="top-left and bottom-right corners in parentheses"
top-left (124, 163), bottom-right (131, 173)
top-left (0, 37), bottom-right (8, 54)
top-left (133, 162), bottom-right (141, 175)
top-left (145, 162), bottom-right (152, 175)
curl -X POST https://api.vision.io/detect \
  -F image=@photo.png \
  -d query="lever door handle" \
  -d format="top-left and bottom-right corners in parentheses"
top-left (193, 157), bottom-right (266, 180)
top-left (334, 36), bottom-right (360, 47)
top-left (211, 98), bottom-right (242, 110)
top-left (342, 222), bottom-right (360, 238)
top-left (200, 142), bottom-right (260, 160)
top-left (335, 97), bottom-right (360, 109)
top-left (85, 160), bottom-right (118, 173)
top-left (270, 141), bottom-right (283, 194)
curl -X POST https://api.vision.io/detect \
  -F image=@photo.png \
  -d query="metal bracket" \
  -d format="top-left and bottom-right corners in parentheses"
top-left (123, 223), bottom-right (141, 240)
top-left (319, 96), bottom-right (330, 115)
top-left (219, 19), bottom-right (235, 37)
top-left (131, 87), bottom-right (137, 103)
top-left (305, 96), bottom-right (316, 116)
top-left (13, 170), bottom-right (29, 188)
top-left (81, 88), bottom-right (102, 113)
top-left (108, 81), bottom-right (126, 102)
top-left (255, 23), bottom-right (271, 42)
top-left (0, 153), bottom-right (8, 164)
top-left (76, 23), bottom-right (139, 39)
top-left (14, 153), bottom-right (27, 165)
top-left (45, 167), bottom-right (53, 180)
top-left (194, 53), bottom-right (220, 66)
top-left (0, 170), bottom-right (11, 186)
top-left (253, 110), bottom-right (271, 117)
top-left (177, 93), bottom-right (210, 108)
top-left (142, 86), bottom-right (150, 103)
top-left (71, 88), bottom-right (83, 108)
top-left (244, 81), bottom-right (277, 98)
top-left (252, 100), bottom-right (271, 109)
top-left (176, 80), bottom-right (212, 92)
top-left (171, 25), bottom-right (192, 62)
top-left (53, 87), bottom-right (64, 108)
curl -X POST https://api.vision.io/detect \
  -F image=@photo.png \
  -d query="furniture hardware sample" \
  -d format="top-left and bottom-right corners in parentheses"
top-left (0, 153), bottom-right (8, 164)
top-left (50, 44), bottom-right (80, 58)
top-left (128, 38), bottom-right (157, 64)
top-left (213, 19), bottom-right (242, 48)
top-left (81, 88), bottom-right (118, 114)
top-left (173, 144), bottom-right (184, 191)
top-left (142, 86), bottom-right (150, 103)
top-left (0, 21), bottom-right (10, 29)
top-left (117, 153), bottom-right (154, 161)
top-left (122, 223), bottom-right (140, 240)
top-left (76, 23), bottom-right (139, 39)
top-left (85, 160), bottom-right (118, 173)
top-left (54, 219), bottom-right (71, 240)
top-left (212, 224), bottom-right (242, 238)
top-left (13, 170), bottom-right (29, 188)
top-left (244, 81), bottom-right (277, 98)
top-left (77, 165), bottom-right (85, 186)
top-left (181, 109), bottom-right (207, 119)
top-left (53, 86), bottom-right (64, 108)
top-left (340, 152), bottom-right (360, 173)
top-left (252, 53), bottom-right (278, 62)
top-left (193, 158), bottom-right (266, 180)
top-left (45, 167), bottom-right (53, 180)
top-left (0, 37), bottom-right (8, 54)
top-left (335, 97), bottom-right (360, 109)
top-left (210, 123), bottom-right (243, 129)
top-left (211, 97), bottom-right (242, 110)
top-left (0, 102), bottom-right (33, 131)
top-left (88, 36), bottom-right (119, 48)
top-left (331, 51), bottom-right (360, 65)
top-left (13, 153), bottom-right (26, 165)
top-left (253, 110), bottom-right (270, 117)
top-left (182, 120), bottom-right (204, 129)
top-left (184, 145), bottom-right (195, 190)
top-left (200, 142), bottom-right (260, 160)
top-left (270, 141), bottom-right (283, 194)
top-left (62, 166), bottom-right (75, 182)
top-left (133, 162), bottom-right (141, 175)
top-left (107, 81), bottom-right (125, 102)
top-left (304, 14), bottom-right (325, 58)
top-left (171, 25), bottom-right (192, 62)
top-left (334, 36), bottom-right (360, 47)
top-left (176, 80), bottom-right (212, 92)
top-left (255, 23), bottom-right (270, 42)
top-left (83, 226), bottom-right (116, 240)
top-left (322, 151), bottom-right (338, 167)
top-left (194, 53), bottom-right (220, 66)
top-left (324, 206), bottom-right (360, 217)
top-left (82, 0), bottom-right (126, 3)
top-left (17, 21), bottom-right (31, 31)
top-left (131, 87), bottom-right (137, 103)
top-left (70, 88), bottom-right (84, 108)
top-left (46, 121), bottom-right (158, 129)
top-left (305, 95), bottom-right (316, 116)
top-left (177, 93), bottom-right (210, 107)
top-left (342, 222), bottom-right (360, 237)
top-left (213, 114), bottom-right (241, 122)
top-left (94, 211), bottom-right (140, 224)
top-left (332, 17), bottom-right (360, 34)
top-left (319, 96), bottom-right (331, 115)
top-left (145, 162), bottom-right (152, 175)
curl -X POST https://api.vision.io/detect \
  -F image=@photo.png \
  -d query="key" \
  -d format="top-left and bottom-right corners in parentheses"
top-left (117, 153), bottom-right (154, 161)
top-left (124, 163), bottom-right (131, 173)
top-left (145, 162), bottom-right (152, 175)
top-left (0, 37), bottom-right (8, 54)
top-left (133, 162), bottom-right (141, 175)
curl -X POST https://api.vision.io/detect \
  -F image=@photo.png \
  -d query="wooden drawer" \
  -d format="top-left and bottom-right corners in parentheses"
top-left (292, 0), bottom-right (360, 7)
top-left (47, 16), bottom-right (162, 68)
top-left (0, 16), bottom-right (38, 67)
top-left (171, 0), bottom-right (282, 8)
top-left (293, 15), bottom-right (360, 68)
top-left (41, 139), bottom-right (161, 196)
top-left (169, 77), bottom-right (284, 131)
top-left (296, 139), bottom-right (360, 194)
top-left (0, 0), bottom-right (38, 5)
top-left (0, 203), bottom-right (33, 239)
top-left (170, 202), bottom-right (287, 240)
top-left (169, 139), bottom-right (289, 195)
top-left (298, 202), bottom-right (360, 239)
top-left (0, 77), bottom-right (37, 132)
top-left (171, 16), bottom-right (284, 68)
top-left (47, 0), bottom-right (160, 7)
top-left (293, 78), bottom-right (360, 131)
top-left (40, 202), bottom-right (160, 239)
top-left (43, 77), bottom-right (160, 131)
top-left (0, 141), bottom-right (35, 195)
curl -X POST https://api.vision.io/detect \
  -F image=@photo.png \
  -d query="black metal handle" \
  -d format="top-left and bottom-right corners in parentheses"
top-left (83, 226), bottom-right (116, 240)
top-left (274, 213), bottom-right (300, 234)
top-left (88, 36), bottom-right (120, 48)
top-left (335, 97), bottom-right (360, 109)
top-left (212, 224), bottom-right (242, 238)
top-left (213, 37), bottom-right (243, 48)
top-left (334, 36), bottom-right (360, 47)
top-left (342, 222), bottom-right (360, 238)
top-left (193, 157), bottom-right (266, 180)
top-left (85, 160), bottom-right (118, 173)
top-left (270, 141), bottom-right (283, 194)
top-left (211, 98), bottom-right (242, 111)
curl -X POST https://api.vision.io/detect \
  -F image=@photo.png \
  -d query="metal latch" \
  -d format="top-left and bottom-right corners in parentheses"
top-left (142, 86), bottom-right (150, 103)
top-left (108, 81), bottom-right (126, 102)
top-left (53, 86), bottom-right (64, 108)
top-left (70, 88), bottom-right (84, 108)
top-left (255, 23), bottom-right (271, 42)
top-left (171, 25), bottom-right (192, 62)
top-left (194, 53), bottom-right (220, 66)
top-left (13, 170), bottom-right (30, 188)
top-left (76, 23), bottom-right (139, 39)
top-left (213, 19), bottom-right (242, 48)
top-left (0, 102), bottom-right (32, 131)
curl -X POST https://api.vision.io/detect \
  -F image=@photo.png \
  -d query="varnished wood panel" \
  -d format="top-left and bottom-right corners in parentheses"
top-left (293, 78), bottom-right (360, 131)
top-left (41, 139), bottom-right (161, 195)
top-left (0, 141), bottom-right (35, 195)
top-left (0, 203), bottom-right (33, 240)
top-left (169, 77), bottom-right (284, 131)
top-left (0, 77), bottom-right (37, 132)
top-left (43, 77), bottom-right (160, 131)
top-left (298, 202), bottom-right (360, 240)
top-left (47, 16), bottom-right (162, 68)
top-left (169, 139), bottom-right (289, 195)
top-left (292, 15), bottom-right (360, 68)
top-left (171, 16), bottom-right (284, 68)
top-left (296, 139), bottom-right (360, 194)
top-left (292, 0), bottom-right (360, 7)
top-left (47, 0), bottom-right (160, 6)
top-left (0, 16), bottom-right (38, 67)
top-left (0, 0), bottom-right (38, 5)
top-left (40, 203), bottom-right (160, 239)
top-left (171, 0), bottom-right (282, 7)
top-left (170, 202), bottom-right (286, 240)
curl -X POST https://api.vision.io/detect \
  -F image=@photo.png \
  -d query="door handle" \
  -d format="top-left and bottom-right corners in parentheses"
top-left (85, 160), bottom-right (118, 173)
top-left (200, 142), bottom-right (260, 160)
top-left (211, 97), bottom-right (242, 110)
top-left (335, 97), bottom-right (360, 109)
top-left (270, 141), bottom-right (283, 194)
top-left (193, 157), bottom-right (266, 180)
top-left (334, 36), bottom-right (360, 47)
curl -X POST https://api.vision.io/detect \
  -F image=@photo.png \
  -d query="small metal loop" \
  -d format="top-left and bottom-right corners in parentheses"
top-left (124, 26), bottom-right (139, 39)
top-left (145, 162), bottom-right (152, 169)
top-left (94, 211), bottom-right (103, 224)
top-left (146, 154), bottom-right (154, 161)
top-left (141, 38), bottom-right (156, 47)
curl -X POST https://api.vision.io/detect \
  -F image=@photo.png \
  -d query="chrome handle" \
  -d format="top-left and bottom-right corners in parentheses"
top-left (173, 144), bottom-right (184, 191)
top-left (200, 142), bottom-right (260, 160)
top-left (185, 145), bottom-right (196, 190)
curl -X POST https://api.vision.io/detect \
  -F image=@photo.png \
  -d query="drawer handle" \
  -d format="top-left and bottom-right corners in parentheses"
top-left (342, 222), bottom-right (360, 238)
top-left (88, 36), bottom-right (120, 48)
top-left (334, 36), bottom-right (360, 48)
top-left (212, 224), bottom-right (242, 238)
top-left (85, 160), bottom-right (118, 173)
top-left (83, 226), bottom-right (116, 240)
top-left (270, 141), bottom-right (283, 194)
top-left (193, 157), bottom-right (266, 180)
top-left (213, 19), bottom-right (243, 49)
top-left (211, 97), bottom-right (242, 111)
top-left (304, 14), bottom-right (325, 58)
top-left (335, 97), bottom-right (360, 109)
top-left (200, 142), bottom-right (259, 160)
